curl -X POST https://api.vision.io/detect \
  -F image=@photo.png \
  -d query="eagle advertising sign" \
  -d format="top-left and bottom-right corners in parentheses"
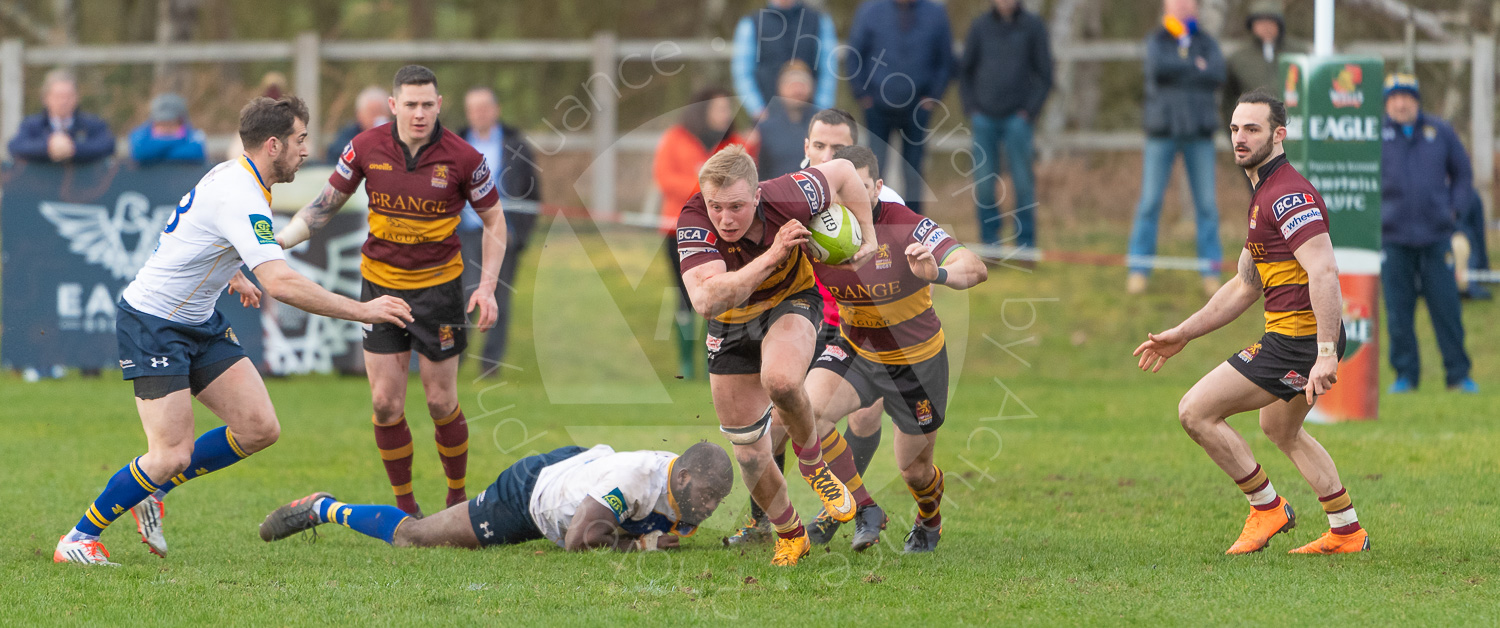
top-left (1280, 54), bottom-right (1384, 422)
top-left (1, 162), bottom-right (263, 372)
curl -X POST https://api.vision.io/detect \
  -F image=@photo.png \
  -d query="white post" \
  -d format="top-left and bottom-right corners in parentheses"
top-left (1, 39), bottom-right (23, 161)
top-left (294, 32), bottom-right (321, 155)
top-left (1471, 35), bottom-right (1495, 226)
top-left (1314, 0), bottom-right (1335, 56)
top-left (590, 31), bottom-right (619, 219)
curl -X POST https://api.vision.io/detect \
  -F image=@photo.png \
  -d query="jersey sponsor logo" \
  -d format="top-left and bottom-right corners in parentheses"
top-left (1280, 370), bottom-right (1309, 392)
top-left (876, 243), bottom-right (892, 269)
top-left (430, 164), bottom-right (449, 189)
top-left (915, 399), bottom-right (934, 425)
top-left (41, 195), bottom-right (174, 280)
top-left (1271, 192), bottom-right (1315, 220)
top-left (921, 226), bottom-right (951, 249)
top-left (250, 214), bottom-right (277, 245)
top-left (368, 192), bottom-right (450, 215)
top-left (1279, 208), bottom-right (1323, 239)
top-left (914, 218), bottom-right (937, 240)
top-left (678, 246), bottom-right (716, 261)
top-left (819, 344), bottom-right (849, 362)
top-left (676, 227), bottom-right (716, 246)
top-left (705, 334), bottom-right (723, 354)
top-left (472, 159), bottom-right (492, 186)
top-left (1237, 342), bottom-right (1262, 363)
top-left (601, 488), bottom-right (628, 520)
top-left (367, 162), bottom-right (393, 171)
top-left (335, 161), bottom-right (354, 178)
top-left (789, 171), bottom-right (824, 212)
top-left (341, 142), bottom-right (356, 164)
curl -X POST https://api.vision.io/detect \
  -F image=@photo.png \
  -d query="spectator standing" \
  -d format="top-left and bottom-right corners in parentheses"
top-left (731, 0), bottom-right (838, 120)
top-left (1222, 0), bottom-right (1304, 128)
top-left (128, 93), bottom-right (207, 166)
top-left (847, 0), bottom-right (955, 214)
top-left (1379, 73), bottom-right (1477, 393)
top-left (457, 87), bottom-right (542, 378)
top-left (752, 60), bottom-right (817, 181)
top-left (7, 69), bottom-right (115, 164)
top-left (324, 86), bottom-right (391, 162)
top-left (652, 88), bottom-right (750, 379)
top-left (959, 0), bottom-right (1052, 247)
top-left (1126, 0), bottom-right (1225, 296)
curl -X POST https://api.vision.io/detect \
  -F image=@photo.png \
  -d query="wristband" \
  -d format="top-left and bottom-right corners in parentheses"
top-left (934, 267), bottom-right (949, 286)
top-left (1317, 342), bottom-right (1337, 358)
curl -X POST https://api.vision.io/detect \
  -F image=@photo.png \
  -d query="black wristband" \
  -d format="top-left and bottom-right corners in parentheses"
top-left (934, 267), bottom-right (948, 286)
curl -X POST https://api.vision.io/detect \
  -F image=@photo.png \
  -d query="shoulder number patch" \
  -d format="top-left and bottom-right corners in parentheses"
top-left (1271, 192), bottom-right (1315, 220)
top-left (250, 214), bottom-right (276, 245)
top-left (601, 488), bottom-right (628, 520)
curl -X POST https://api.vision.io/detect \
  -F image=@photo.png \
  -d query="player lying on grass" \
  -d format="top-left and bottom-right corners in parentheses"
top-left (1134, 90), bottom-right (1367, 555)
top-left (260, 442), bottom-right (732, 552)
top-left (55, 97), bottom-right (413, 566)
top-left (800, 145), bottom-right (988, 553)
top-left (676, 145), bottom-right (879, 565)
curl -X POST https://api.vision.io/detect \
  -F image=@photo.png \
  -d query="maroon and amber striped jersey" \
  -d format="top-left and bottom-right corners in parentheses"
top-left (676, 169), bottom-right (829, 324)
top-left (1246, 154), bottom-right (1330, 336)
top-left (330, 121), bottom-right (499, 290)
top-left (812, 202), bottom-right (962, 365)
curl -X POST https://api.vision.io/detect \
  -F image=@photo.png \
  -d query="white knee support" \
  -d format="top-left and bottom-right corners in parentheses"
top-left (720, 404), bottom-right (773, 446)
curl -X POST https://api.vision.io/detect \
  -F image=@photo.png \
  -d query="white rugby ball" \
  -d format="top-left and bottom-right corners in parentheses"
top-left (808, 204), bottom-right (863, 264)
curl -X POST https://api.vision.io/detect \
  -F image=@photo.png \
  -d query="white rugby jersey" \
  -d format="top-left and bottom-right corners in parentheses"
top-left (122, 156), bottom-right (285, 324)
top-left (529, 445), bottom-right (689, 547)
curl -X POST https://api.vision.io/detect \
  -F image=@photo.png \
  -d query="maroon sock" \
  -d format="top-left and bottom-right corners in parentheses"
top-left (908, 465), bottom-right (944, 529)
top-left (819, 431), bottom-right (874, 507)
top-left (790, 440), bottom-right (825, 479)
top-left (768, 503), bottom-right (804, 540)
top-left (373, 415), bottom-right (420, 515)
top-left (433, 407), bottom-right (469, 507)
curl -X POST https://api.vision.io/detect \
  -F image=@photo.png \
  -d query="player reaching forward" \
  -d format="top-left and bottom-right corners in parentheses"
top-left (260, 442), bottom-right (731, 553)
top-left (677, 145), bottom-right (878, 565)
top-left (54, 97), bottom-right (413, 565)
top-left (806, 145), bottom-right (988, 553)
top-left (277, 66), bottom-right (505, 517)
top-left (1134, 90), bottom-right (1367, 555)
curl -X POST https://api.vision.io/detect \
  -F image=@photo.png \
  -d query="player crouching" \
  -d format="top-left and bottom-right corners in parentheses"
top-left (804, 146), bottom-right (988, 553)
top-left (260, 442), bottom-right (731, 552)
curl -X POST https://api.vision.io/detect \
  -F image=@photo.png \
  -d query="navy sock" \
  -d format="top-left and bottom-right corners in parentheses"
top-left (75, 457), bottom-right (160, 536)
top-left (156, 427), bottom-right (251, 496)
top-left (316, 498), bottom-right (410, 544)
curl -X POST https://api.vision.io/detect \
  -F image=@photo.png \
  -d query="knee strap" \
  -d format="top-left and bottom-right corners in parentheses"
top-left (720, 404), bottom-right (773, 446)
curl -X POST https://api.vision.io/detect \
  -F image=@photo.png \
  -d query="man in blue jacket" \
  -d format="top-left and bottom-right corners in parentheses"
top-left (129, 93), bottom-right (207, 166)
top-left (1379, 73), bottom-right (1477, 393)
top-left (732, 0), bottom-right (838, 120)
top-left (1126, 0), bottom-right (1225, 297)
top-left (7, 69), bottom-right (115, 164)
top-left (846, 0), bottom-right (955, 214)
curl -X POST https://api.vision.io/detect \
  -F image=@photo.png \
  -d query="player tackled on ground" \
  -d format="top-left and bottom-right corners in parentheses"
top-left (677, 145), bottom-right (879, 565)
top-left (1134, 90), bottom-right (1368, 555)
top-left (260, 442), bottom-right (731, 553)
top-left (277, 66), bottom-right (506, 517)
top-left (54, 97), bottom-right (414, 565)
top-left (806, 145), bottom-right (988, 552)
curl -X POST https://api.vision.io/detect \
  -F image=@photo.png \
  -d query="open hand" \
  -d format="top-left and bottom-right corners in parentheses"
top-left (362, 295), bottom-right (414, 328)
top-left (1133, 328), bottom-right (1189, 373)
top-left (468, 288), bottom-right (498, 332)
top-left (227, 271), bottom-right (262, 308)
top-left (905, 242), bottom-right (939, 282)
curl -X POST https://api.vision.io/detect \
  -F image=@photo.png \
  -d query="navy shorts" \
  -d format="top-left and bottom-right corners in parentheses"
top-left (115, 299), bottom-right (246, 383)
top-left (468, 445), bottom-right (588, 547)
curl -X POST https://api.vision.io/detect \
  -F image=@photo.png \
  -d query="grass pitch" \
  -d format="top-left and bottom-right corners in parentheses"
top-left (6, 223), bottom-right (1498, 625)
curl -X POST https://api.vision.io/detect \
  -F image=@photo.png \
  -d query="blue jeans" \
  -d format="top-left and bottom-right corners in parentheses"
top-left (864, 105), bottom-right (932, 214)
top-left (1127, 137), bottom-right (1221, 277)
top-left (970, 113), bottom-right (1038, 247)
top-left (1382, 241), bottom-right (1471, 386)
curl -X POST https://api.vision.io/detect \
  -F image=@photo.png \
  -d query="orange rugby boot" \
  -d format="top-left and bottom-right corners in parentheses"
top-left (1289, 529), bottom-right (1369, 554)
top-left (1225, 497), bottom-right (1296, 555)
top-left (802, 465), bottom-right (855, 523)
top-left (771, 533), bottom-right (812, 566)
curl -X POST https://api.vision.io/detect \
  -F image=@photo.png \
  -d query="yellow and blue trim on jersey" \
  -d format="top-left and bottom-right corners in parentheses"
top-left (238, 155), bottom-right (273, 205)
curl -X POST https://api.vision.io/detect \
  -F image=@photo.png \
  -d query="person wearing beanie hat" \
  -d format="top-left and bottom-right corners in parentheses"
top-left (1222, 0), bottom-right (1305, 128)
top-left (1379, 71), bottom-right (1478, 393)
top-left (129, 92), bottom-right (207, 166)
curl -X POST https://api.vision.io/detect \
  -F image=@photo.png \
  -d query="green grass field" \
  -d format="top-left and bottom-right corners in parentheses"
top-left (6, 223), bottom-right (1498, 625)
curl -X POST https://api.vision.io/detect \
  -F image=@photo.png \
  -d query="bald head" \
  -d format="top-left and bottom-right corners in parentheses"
top-left (671, 441), bottom-right (733, 524)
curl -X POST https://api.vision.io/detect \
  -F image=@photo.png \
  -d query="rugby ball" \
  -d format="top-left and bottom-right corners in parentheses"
top-left (808, 203), bottom-right (863, 265)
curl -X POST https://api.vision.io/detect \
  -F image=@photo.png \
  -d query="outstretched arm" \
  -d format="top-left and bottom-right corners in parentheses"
top-left (276, 184), bottom-right (352, 249)
top-left (251, 260), bottom-right (412, 326)
top-left (1134, 249), bottom-right (1262, 372)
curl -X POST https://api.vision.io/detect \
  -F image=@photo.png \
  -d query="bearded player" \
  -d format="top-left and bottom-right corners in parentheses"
top-left (54, 97), bottom-right (413, 565)
top-left (806, 145), bottom-right (988, 553)
top-left (1134, 90), bottom-right (1367, 555)
top-left (277, 66), bottom-right (505, 517)
top-left (727, 108), bottom-right (901, 546)
top-left (260, 442), bottom-right (732, 554)
top-left (677, 145), bottom-right (878, 565)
